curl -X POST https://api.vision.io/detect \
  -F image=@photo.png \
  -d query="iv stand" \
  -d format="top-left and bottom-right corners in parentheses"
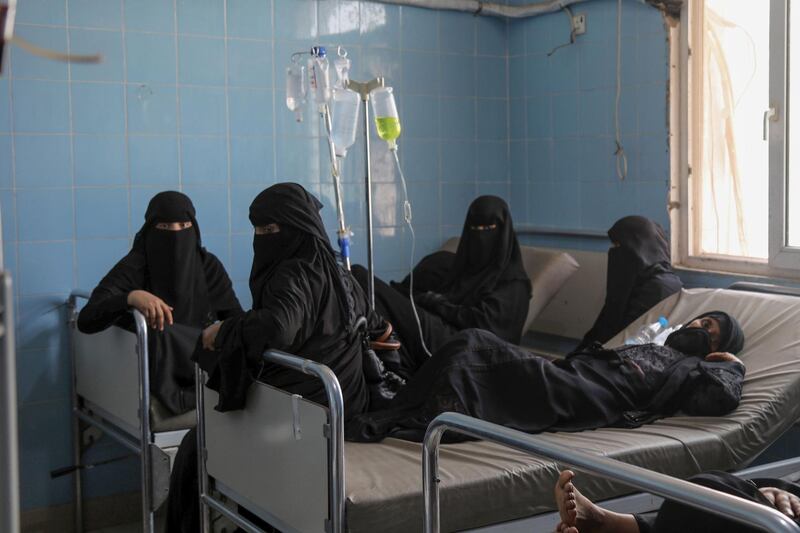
top-left (347, 77), bottom-right (385, 311)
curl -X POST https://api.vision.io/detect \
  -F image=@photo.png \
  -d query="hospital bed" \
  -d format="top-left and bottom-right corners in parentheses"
top-left (66, 291), bottom-right (196, 533)
top-left (0, 272), bottom-right (20, 533)
top-left (197, 284), bottom-right (800, 532)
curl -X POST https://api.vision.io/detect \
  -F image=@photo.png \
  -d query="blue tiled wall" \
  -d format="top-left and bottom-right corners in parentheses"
top-left (2, 0), bottom-right (509, 511)
top-left (508, 0), bottom-right (670, 233)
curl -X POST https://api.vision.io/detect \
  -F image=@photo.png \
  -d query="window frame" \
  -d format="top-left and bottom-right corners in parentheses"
top-left (672, 0), bottom-right (800, 280)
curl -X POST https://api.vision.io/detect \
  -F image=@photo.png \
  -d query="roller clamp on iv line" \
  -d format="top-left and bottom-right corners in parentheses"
top-left (285, 45), bottom-right (432, 356)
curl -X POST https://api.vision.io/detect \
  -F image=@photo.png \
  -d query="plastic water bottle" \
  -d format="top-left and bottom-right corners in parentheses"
top-left (331, 88), bottom-right (360, 158)
top-left (653, 324), bottom-right (681, 346)
top-left (286, 63), bottom-right (306, 122)
top-left (371, 87), bottom-right (401, 150)
top-left (624, 316), bottom-right (669, 345)
top-left (308, 46), bottom-right (331, 111)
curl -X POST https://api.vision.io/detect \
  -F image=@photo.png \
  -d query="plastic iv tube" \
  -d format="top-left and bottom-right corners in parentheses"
top-left (391, 148), bottom-right (433, 358)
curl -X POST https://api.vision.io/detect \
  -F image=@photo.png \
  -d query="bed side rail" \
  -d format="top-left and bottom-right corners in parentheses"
top-left (67, 290), bottom-right (155, 532)
top-left (728, 281), bottom-right (800, 298)
top-left (423, 412), bottom-right (800, 533)
top-left (0, 272), bottom-right (19, 533)
top-left (197, 349), bottom-right (345, 533)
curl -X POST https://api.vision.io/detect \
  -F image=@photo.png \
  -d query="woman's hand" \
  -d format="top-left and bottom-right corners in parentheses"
top-left (705, 351), bottom-right (744, 366)
top-left (127, 290), bottom-right (173, 330)
top-left (760, 487), bottom-right (800, 519)
top-left (202, 321), bottom-right (223, 351)
top-left (416, 291), bottom-right (446, 310)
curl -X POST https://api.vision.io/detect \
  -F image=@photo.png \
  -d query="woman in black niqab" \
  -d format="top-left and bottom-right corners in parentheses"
top-left (353, 195), bottom-right (531, 375)
top-left (77, 190), bottom-right (242, 333)
top-left (578, 216), bottom-right (682, 349)
top-left (198, 182), bottom-right (370, 416)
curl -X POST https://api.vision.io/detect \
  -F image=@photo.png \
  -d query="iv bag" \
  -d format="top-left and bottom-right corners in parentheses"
top-left (331, 88), bottom-right (360, 158)
top-left (334, 52), bottom-right (351, 90)
top-left (286, 63), bottom-right (306, 122)
top-left (371, 87), bottom-right (401, 149)
top-left (308, 46), bottom-right (331, 109)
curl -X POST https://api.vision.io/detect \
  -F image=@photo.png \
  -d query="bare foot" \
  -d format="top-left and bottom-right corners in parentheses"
top-left (553, 470), bottom-right (640, 533)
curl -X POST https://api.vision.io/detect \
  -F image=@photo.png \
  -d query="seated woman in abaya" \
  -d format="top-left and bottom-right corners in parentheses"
top-left (353, 195), bottom-right (532, 377)
top-left (167, 183), bottom-right (401, 533)
top-left (78, 191), bottom-right (242, 415)
top-left (554, 469), bottom-right (800, 533)
top-left (577, 216), bottom-right (683, 352)
top-left (346, 311), bottom-right (746, 443)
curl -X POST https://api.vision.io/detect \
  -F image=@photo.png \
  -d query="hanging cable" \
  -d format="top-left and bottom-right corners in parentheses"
top-left (547, 6), bottom-right (576, 57)
top-left (392, 150), bottom-right (433, 358)
top-left (614, 0), bottom-right (628, 180)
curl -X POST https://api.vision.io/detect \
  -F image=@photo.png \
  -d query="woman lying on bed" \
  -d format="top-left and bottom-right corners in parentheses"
top-left (553, 469), bottom-right (800, 532)
top-left (576, 216), bottom-right (683, 353)
top-left (346, 311), bottom-right (746, 443)
top-left (352, 195), bottom-right (532, 378)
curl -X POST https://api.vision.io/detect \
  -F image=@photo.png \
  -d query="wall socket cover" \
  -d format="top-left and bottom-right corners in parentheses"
top-left (573, 13), bottom-right (587, 35)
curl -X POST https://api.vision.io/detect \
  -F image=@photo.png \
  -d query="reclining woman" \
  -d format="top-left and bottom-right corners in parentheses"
top-left (167, 183), bottom-right (401, 533)
top-left (576, 216), bottom-right (683, 352)
top-left (77, 191), bottom-right (242, 416)
top-left (553, 468), bottom-right (800, 532)
top-left (353, 195), bottom-right (532, 377)
top-left (347, 311), bottom-right (746, 443)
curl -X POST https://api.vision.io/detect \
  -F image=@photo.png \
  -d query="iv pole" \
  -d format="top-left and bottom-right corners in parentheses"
top-left (346, 77), bottom-right (385, 311)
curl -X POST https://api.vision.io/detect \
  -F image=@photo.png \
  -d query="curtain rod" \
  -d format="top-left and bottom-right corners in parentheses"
top-left (370, 0), bottom-right (590, 19)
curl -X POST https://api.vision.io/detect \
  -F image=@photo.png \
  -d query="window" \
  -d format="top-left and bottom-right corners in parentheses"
top-left (674, 0), bottom-right (800, 277)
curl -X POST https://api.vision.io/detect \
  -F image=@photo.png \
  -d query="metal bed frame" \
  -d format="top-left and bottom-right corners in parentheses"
top-left (0, 272), bottom-right (20, 533)
top-left (67, 290), bottom-right (188, 533)
top-left (424, 412), bottom-right (800, 533)
top-left (196, 350), bottom-right (345, 533)
top-left (197, 349), bottom-right (800, 533)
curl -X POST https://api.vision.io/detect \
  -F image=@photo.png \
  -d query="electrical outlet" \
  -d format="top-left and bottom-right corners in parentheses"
top-left (573, 13), bottom-right (587, 35)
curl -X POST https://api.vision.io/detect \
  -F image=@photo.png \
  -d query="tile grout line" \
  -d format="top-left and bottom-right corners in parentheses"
top-left (65, 0), bottom-right (79, 292)
top-left (120, 0), bottom-right (132, 244)
top-left (173, 0), bottom-right (182, 191)
top-left (223, 0), bottom-right (232, 266)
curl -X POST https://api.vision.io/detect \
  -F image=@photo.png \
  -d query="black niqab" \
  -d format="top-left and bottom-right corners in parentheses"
top-left (446, 196), bottom-right (530, 305)
top-left (134, 191), bottom-right (210, 327)
top-left (580, 216), bottom-right (683, 347)
top-left (247, 183), bottom-right (352, 323)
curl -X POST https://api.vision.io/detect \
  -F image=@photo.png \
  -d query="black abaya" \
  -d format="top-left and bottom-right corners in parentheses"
top-left (197, 183), bottom-right (372, 419)
top-left (635, 472), bottom-right (800, 532)
top-left (77, 191), bottom-right (242, 334)
top-left (346, 328), bottom-right (744, 443)
top-left (580, 216), bottom-right (683, 348)
top-left (356, 195), bottom-right (531, 371)
top-left (77, 191), bottom-right (242, 415)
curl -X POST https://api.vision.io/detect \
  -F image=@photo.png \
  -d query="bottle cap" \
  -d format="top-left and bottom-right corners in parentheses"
top-left (658, 316), bottom-right (668, 327)
top-left (311, 45), bottom-right (327, 58)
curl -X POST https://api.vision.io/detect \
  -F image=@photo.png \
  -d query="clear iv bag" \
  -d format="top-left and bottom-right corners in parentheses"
top-left (286, 63), bottom-right (306, 122)
top-left (308, 46), bottom-right (331, 110)
top-left (331, 88), bottom-right (360, 158)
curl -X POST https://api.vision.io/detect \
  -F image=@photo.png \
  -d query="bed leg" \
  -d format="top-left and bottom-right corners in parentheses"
top-left (196, 364), bottom-right (211, 533)
top-left (71, 410), bottom-right (83, 533)
top-left (69, 296), bottom-right (84, 533)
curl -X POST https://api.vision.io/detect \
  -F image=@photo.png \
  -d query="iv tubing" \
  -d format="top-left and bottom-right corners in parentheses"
top-left (322, 104), bottom-right (352, 270)
top-left (392, 149), bottom-right (433, 358)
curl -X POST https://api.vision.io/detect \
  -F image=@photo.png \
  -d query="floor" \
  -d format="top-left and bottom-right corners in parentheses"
top-left (87, 524), bottom-right (141, 533)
